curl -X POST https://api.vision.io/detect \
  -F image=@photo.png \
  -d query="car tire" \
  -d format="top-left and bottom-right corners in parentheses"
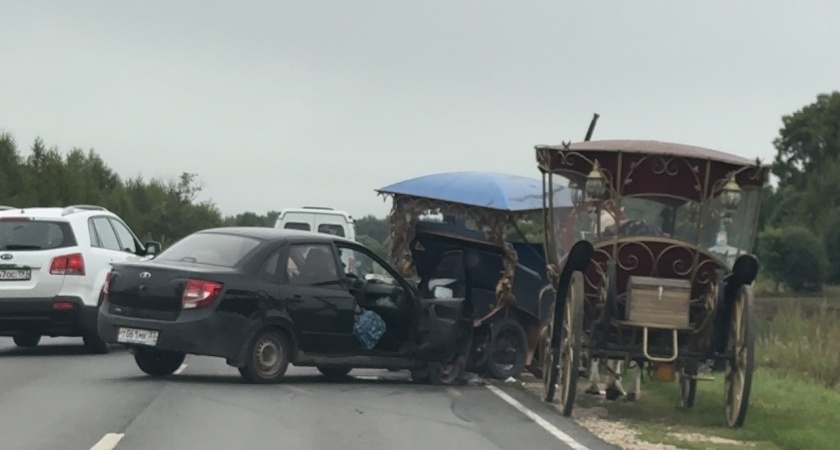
top-left (485, 318), bottom-right (529, 380)
top-left (13, 333), bottom-right (40, 348)
top-left (83, 333), bottom-right (110, 354)
top-left (410, 367), bottom-right (431, 384)
top-left (318, 367), bottom-right (352, 379)
top-left (238, 329), bottom-right (290, 384)
top-left (429, 355), bottom-right (468, 385)
top-left (134, 348), bottom-right (186, 377)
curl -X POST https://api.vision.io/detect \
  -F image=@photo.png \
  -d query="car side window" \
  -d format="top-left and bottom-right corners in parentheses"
top-left (90, 217), bottom-right (121, 251)
top-left (337, 245), bottom-right (396, 286)
top-left (88, 220), bottom-right (100, 247)
top-left (109, 218), bottom-right (138, 253)
top-left (259, 250), bottom-right (282, 280)
top-left (286, 244), bottom-right (341, 287)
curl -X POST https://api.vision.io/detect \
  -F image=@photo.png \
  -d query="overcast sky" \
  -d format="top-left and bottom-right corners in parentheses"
top-left (2, 1), bottom-right (838, 219)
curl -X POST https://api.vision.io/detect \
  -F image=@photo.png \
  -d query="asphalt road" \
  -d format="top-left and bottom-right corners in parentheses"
top-left (0, 337), bottom-right (616, 450)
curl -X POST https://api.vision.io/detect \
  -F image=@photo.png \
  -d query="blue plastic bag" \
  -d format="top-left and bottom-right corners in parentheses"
top-left (353, 309), bottom-right (386, 350)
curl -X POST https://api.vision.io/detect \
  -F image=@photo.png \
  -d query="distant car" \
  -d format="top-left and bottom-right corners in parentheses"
top-left (0, 205), bottom-right (161, 352)
top-left (273, 206), bottom-right (356, 240)
top-left (97, 227), bottom-right (473, 384)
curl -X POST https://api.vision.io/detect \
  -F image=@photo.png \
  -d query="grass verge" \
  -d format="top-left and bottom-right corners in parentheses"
top-left (517, 289), bottom-right (840, 448)
top-left (573, 369), bottom-right (840, 450)
top-left (757, 300), bottom-right (840, 389)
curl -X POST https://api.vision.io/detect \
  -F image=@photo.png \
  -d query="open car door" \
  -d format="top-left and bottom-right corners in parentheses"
top-left (412, 249), bottom-right (474, 362)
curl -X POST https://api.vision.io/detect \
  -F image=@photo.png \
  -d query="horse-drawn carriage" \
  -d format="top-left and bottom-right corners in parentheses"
top-left (376, 171), bottom-right (572, 380)
top-left (536, 139), bottom-right (770, 427)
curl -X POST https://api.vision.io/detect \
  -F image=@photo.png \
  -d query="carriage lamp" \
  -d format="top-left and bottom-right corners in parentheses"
top-left (585, 160), bottom-right (607, 199)
top-left (720, 174), bottom-right (742, 212)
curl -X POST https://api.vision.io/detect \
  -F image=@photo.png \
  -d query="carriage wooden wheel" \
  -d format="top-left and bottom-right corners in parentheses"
top-left (724, 284), bottom-right (755, 428)
top-left (543, 271), bottom-right (584, 417)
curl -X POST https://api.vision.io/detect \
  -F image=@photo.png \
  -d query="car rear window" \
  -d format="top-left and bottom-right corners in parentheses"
top-left (284, 222), bottom-right (310, 231)
top-left (0, 219), bottom-right (77, 251)
top-left (317, 224), bottom-right (345, 237)
top-left (155, 233), bottom-right (262, 267)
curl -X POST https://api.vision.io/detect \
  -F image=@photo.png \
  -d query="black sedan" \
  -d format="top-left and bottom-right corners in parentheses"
top-left (97, 227), bottom-right (473, 384)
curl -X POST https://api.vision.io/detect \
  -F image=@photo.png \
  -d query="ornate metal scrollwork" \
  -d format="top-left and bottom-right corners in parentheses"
top-left (383, 193), bottom-right (522, 310)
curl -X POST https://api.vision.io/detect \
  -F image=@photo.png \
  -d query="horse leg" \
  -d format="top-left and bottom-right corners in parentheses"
top-left (585, 358), bottom-right (601, 395)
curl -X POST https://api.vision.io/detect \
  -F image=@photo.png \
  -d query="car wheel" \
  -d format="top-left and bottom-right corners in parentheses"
top-left (134, 348), bottom-right (186, 377)
top-left (238, 329), bottom-right (290, 384)
top-left (13, 333), bottom-right (40, 348)
top-left (485, 318), bottom-right (529, 380)
top-left (410, 366), bottom-right (431, 384)
top-left (83, 333), bottom-right (110, 354)
top-left (429, 355), bottom-right (468, 385)
top-left (317, 367), bottom-right (352, 379)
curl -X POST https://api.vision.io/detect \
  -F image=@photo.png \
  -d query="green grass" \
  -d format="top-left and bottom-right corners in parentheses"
top-left (576, 370), bottom-right (840, 450)
top-left (757, 300), bottom-right (840, 389)
top-left (571, 295), bottom-right (840, 449)
top-left (754, 277), bottom-right (840, 299)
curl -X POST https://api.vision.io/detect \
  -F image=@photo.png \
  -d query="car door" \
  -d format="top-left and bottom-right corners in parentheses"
top-left (412, 249), bottom-right (473, 362)
top-left (82, 216), bottom-right (131, 306)
top-left (335, 243), bottom-right (412, 348)
top-left (279, 242), bottom-right (357, 355)
top-left (107, 217), bottom-right (147, 263)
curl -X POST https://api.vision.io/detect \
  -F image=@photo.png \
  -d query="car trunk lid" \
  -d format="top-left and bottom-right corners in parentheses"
top-left (106, 261), bottom-right (233, 316)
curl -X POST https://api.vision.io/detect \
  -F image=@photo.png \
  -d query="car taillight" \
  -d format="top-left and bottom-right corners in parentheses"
top-left (52, 301), bottom-right (75, 310)
top-left (103, 271), bottom-right (112, 300)
top-left (182, 279), bottom-right (223, 310)
top-left (50, 253), bottom-right (85, 275)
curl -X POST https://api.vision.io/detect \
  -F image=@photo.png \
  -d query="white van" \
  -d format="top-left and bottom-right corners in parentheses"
top-left (274, 206), bottom-right (358, 273)
top-left (274, 207), bottom-right (356, 240)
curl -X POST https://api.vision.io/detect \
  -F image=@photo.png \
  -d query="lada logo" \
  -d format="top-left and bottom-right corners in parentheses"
top-left (139, 272), bottom-right (151, 279)
top-left (0, 254), bottom-right (12, 260)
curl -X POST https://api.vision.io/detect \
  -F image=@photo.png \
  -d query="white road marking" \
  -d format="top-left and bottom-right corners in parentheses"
top-left (174, 363), bottom-right (187, 375)
top-left (90, 433), bottom-right (125, 450)
top-left (486, 385), bottom-right (590, 450)
top-left (354, 375), bottom-right (379, 380)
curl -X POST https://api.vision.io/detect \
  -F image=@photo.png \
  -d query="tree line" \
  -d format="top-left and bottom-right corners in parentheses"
top-left (1, 91), bottom-right (837, 292)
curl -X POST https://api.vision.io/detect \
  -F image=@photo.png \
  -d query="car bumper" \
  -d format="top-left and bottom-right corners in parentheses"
top-left (0, 296), bottom-right (94, 336)
top-left (97, 302), bottom-right (250, 363)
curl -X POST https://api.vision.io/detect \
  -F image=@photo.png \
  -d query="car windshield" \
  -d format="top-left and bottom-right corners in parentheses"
top-left (0, 220), bottom-right (76, 251)
top-left (155, 233), bottom-right (261, 267)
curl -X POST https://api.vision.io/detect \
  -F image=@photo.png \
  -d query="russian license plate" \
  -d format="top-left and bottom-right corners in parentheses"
top-left (117, 327), bottom-right (159, 346)
top-left (0, 268), bottom-right (31, 281)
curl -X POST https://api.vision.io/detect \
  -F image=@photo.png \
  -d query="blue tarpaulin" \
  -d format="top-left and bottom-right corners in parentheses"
top-left (376, 171), bottom-right (572, 212)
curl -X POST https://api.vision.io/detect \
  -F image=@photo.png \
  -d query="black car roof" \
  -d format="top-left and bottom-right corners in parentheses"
top-left (197, 226), bottom-right (358, 245)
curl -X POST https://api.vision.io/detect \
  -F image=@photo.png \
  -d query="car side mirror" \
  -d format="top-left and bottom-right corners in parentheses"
top-left (145, 241), bottom-right (162, 257)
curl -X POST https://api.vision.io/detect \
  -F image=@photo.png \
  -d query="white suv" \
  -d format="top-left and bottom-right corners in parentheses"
top-left (0, 205), bottom-right (161, 353)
